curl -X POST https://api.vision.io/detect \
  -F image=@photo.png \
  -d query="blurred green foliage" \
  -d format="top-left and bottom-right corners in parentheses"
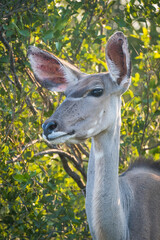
top-left (0, 0), bottom-right (160, 239)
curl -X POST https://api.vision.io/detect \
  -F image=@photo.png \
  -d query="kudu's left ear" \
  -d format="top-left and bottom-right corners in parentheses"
top-left (27, 46), bottom-right (82, 92)
top-left (105, 32), bottom-right (131, 93)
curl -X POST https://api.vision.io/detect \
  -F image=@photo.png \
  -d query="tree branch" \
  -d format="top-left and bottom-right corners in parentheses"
top-left (140, 72), bottom-right (150, 153)
top-left (0, 28), bottom-right (37, 115)
top-left (25, 68), bottom-right (54, 111)
top-left (77, 143), bottom-right (89, 159)
top-left (0, 27), bottom-right (22, 92)
top-left (60, 155), bottom-right (86, 195)
top-left (142, 142), bottom-right (160, 151)
top-left (74, 10), bottom-right (94, 58)
top-left (25, 95), bottom-right (37, 115)
top-left (7, 139), bottom-right (40, 164)
top-left (34, 148), bottom-right (86, 194)
top-left (34, 149), bottom-right (87, 180)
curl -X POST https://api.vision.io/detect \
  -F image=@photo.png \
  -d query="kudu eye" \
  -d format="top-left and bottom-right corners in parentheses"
top-left (89, 88), bottom-right (104, 97)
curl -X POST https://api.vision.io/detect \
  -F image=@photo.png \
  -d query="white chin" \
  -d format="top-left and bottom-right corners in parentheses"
top-left (42, 132), bottom-right (78, 144)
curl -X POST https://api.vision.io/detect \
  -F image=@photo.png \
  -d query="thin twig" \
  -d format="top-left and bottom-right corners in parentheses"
top-left (0, 28), bottom-right (22, 92)
top-left (77, 143), bottom-right (89, 158)
top-left (0, 29), bottom-right (37, 115)
top-left (25, 95), bottom-right (37, 115)
top-left (7, 139), bottom-right (41, 164)
top-left (142, 142), bottom-right (160, 151)
top-left (140, 69), bottom-right (150, 152)
top-left (35, 149), bottom-right (87, 180)
top-left (74, 10), bottom-right (94, 58)
top-left (26, 68), bottom-right (54, 111)
top-left (60, 155), bottom-right (86, 195)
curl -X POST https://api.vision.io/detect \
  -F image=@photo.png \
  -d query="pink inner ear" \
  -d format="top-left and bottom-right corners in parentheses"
top-left (32, 53), bottom-right (66, 84)
top-left (107, 39), bottom-right (127, 84)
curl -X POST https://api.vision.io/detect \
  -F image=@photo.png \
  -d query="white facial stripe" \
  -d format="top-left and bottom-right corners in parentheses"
top-left (87, 128), bottom-right (95, 136)
top-left (67, 97), bottom-right (83, 101)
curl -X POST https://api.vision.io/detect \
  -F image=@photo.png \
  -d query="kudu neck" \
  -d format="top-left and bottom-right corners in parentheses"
top-left (90, 99), bottom-right (126, 239)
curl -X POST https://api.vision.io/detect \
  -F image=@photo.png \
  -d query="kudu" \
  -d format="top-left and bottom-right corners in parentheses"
top-left (28, 32), bottom-right (160, 240)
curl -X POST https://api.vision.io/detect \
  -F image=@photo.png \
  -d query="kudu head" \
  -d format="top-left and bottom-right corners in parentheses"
top-left (28, 32), bottom-right (131, 144)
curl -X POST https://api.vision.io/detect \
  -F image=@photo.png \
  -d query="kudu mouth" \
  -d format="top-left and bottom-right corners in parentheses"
top-left (42, 128), bottom-right (76, 143)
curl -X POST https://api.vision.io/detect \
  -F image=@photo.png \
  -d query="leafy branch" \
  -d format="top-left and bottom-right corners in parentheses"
top-left (0, 28), bottom-right (37, 115)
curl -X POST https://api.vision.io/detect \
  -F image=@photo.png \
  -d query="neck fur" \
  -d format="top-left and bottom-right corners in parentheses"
top-left (86, 98), bottom-right (127, 240)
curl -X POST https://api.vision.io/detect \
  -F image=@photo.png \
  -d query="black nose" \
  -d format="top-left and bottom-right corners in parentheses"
top-left (42, 121), bottom-right (57, 137)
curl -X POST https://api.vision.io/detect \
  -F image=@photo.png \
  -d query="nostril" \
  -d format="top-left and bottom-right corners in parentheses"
top-left (48, 122), bottom-right (57, 131)
top-left (43, 121), bottom-right (58, 136)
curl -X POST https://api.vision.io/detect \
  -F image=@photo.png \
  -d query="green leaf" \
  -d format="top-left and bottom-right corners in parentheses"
top-left (43, 30), bottom-right (54, 40)
top-left (13, 174), bottom-right (26, 183)
top-left (6, 30), bottom-right (14, 37)
top-left (0, 56), bottom-right (9, 63)
top-left (55, 42), bottom-right (62, 51)
top-left (18, 29), bottom-right (30, 37)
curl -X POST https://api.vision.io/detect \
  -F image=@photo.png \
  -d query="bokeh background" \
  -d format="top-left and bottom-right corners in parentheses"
top-left (0, 0), bottom-right (159, 239)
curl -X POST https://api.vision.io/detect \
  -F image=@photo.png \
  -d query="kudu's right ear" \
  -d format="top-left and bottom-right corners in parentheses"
top-left (105, 32), bottom-right (131, 92)
top-left (27, 46), bottom-right (82, 92)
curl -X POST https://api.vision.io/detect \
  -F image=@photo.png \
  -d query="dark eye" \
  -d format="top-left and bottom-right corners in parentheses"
top-left (89, 88), bottom-right (104, 97)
